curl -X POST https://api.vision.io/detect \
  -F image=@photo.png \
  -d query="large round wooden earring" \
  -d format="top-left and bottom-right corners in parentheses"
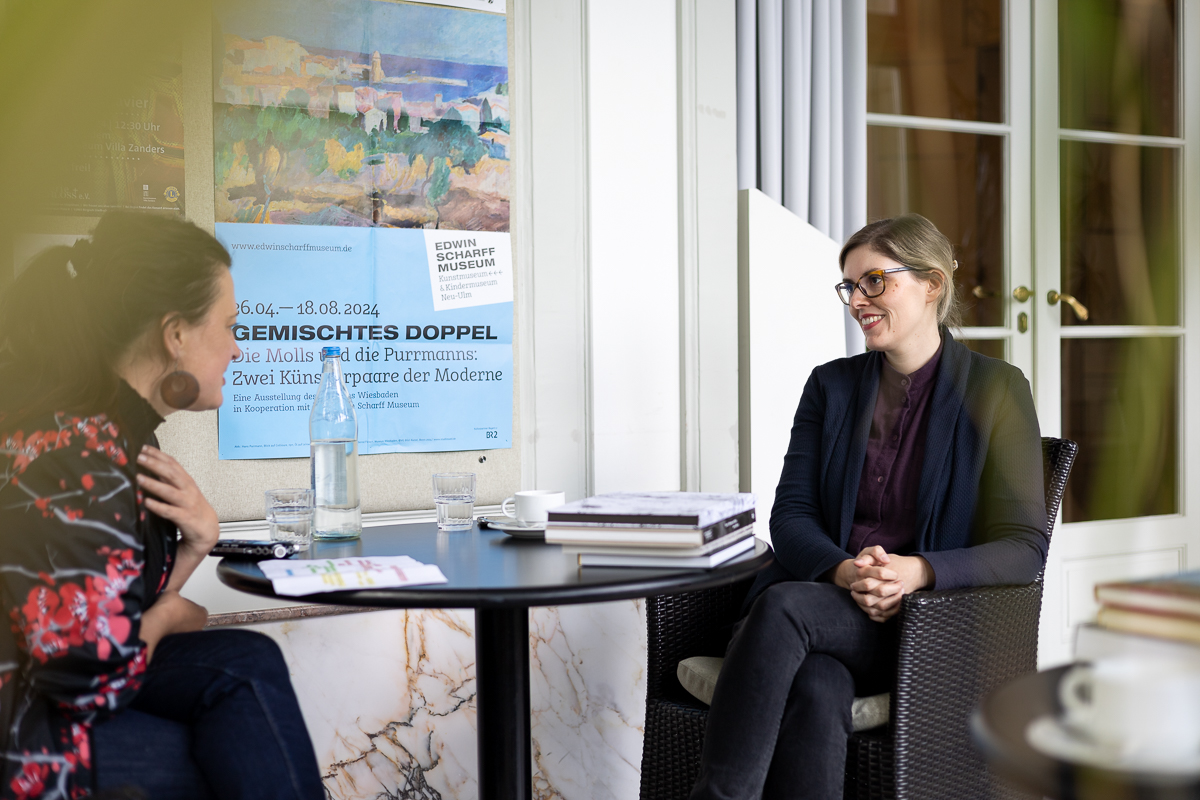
top-left (160, 370), bottom-right (200, 409)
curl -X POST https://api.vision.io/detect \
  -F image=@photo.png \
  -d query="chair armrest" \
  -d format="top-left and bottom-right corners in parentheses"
top-left (645, 579), bottom-right (753, 701)
top-left (890, 581), bottom-right (1043, 797)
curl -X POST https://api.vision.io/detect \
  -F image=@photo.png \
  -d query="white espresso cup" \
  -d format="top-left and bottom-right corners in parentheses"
top-left (501, 490), bottom-right (565, 525)
top-left (1059, 655), bottom-right (1200, 762)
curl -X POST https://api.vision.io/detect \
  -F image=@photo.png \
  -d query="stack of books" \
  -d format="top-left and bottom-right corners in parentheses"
top-left (1082, 571), bottom-right (1200, 655)
top-left (544, 491), bottom-right (757, 568)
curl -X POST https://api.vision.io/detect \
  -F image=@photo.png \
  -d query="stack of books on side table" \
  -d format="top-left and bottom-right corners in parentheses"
top-left (544, 492), bottom-right (757, 568)
top-left (1076, 570), bottom-right (1200, 661)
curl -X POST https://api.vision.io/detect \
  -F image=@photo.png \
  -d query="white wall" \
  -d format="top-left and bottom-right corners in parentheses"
top-left (738, 189), bottom-right (846, 532)
top-left (520, 0), bottom-right (593, 501)
top-left (683, 0), bottom-right (741, 493)
top-left (518, 0), bottom-right (739, 500)
top-left (587, 0), bottom-right (683, 493)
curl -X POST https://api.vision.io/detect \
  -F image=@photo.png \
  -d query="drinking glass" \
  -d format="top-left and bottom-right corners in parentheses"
top-left (432, 473), bottom-right (476, 531)
top-left (265, 488), bottom-right (314, 550)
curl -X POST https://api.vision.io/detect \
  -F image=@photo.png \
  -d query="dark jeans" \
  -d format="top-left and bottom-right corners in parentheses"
top-left (92, 629), bottom-right (324, 800)
top-left (688, 582), bottom-right (898, 800)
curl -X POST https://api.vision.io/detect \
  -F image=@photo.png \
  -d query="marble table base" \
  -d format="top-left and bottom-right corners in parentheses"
top-left (239, 599), bottom-right (647, 800)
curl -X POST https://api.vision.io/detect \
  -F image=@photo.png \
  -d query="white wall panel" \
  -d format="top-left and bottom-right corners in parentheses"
top-left (522, 0), bottom-right (592, 500)
top-left (587, 0), bottom-right (682, 493)
top-left (680, 0), bottom-right (741, 493)
top-left (739, 189), bottom-right (846, 533)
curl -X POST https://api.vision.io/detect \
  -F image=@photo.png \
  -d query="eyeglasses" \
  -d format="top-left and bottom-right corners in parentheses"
top-left (834, 267), bottom-right (916, 305)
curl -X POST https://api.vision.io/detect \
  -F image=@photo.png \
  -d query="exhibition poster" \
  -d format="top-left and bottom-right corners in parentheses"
top-left (46, 59), bottom-right (186, 216)
top-left (212, 0), bottom-right (512, 460)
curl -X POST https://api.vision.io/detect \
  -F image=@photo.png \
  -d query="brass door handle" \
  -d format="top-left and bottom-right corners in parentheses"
top-left (1048, 290), bottom-right (1089, 321)
top-left (972, 285), bottom-right (997, 299)
top-left (1012, 286), bottom-right (1031, 302)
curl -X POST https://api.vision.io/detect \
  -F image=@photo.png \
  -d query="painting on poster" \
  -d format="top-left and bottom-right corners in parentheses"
top-left (216, 223), bottom-right (512, 460)
top-left (212, 0), bottom-right (509, 230)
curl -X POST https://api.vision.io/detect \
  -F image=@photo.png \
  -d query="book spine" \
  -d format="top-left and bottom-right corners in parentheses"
top-left (561, 528), bottom-right (754, 558)
top-left (1096, 606), bottom-right (1200, 646)
top-left (1075, 623), bottom-right (1200, 663)
top-left (1094, 586), bottom-right (1200, 620)
top-left (547, 509), bottom-right (756, 539)
top-left (548, 498), bottom-right (757, 527)
top-left (701, 510), bottom-right (754, 542)
top-left (546, 529), bottom-right (708, 547)
top-left (577, 536), bottom-right (755, 568)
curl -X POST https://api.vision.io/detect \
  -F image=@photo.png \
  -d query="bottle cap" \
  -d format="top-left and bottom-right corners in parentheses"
top-left (322, 346), bottom-right (341, 359)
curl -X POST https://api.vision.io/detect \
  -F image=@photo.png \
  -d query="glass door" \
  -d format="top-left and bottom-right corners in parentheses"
top-left (1034, 0), bottom-right (1195, 666)
top-left (868, 0), bottom-right (1197, 666)
top-left (866, 0), bottom-right (1033, 378)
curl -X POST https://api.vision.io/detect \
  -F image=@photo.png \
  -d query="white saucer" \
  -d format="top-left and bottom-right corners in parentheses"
top-left (479, 517), bottom-right (546, 539)
top-left (1026, 715), bottom-right (1200, 776)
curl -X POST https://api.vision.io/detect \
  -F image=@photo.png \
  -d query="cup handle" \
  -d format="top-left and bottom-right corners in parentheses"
top-left (502, 496), bottom-right (517, 518)
top-left (1059, 665), bottom-right (1094, 721)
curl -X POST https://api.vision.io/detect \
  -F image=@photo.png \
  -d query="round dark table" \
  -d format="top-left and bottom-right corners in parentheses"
top-left (218, 522), bottom-right (773, 800)
top-left (972, 666), bottom-right (1200, 799)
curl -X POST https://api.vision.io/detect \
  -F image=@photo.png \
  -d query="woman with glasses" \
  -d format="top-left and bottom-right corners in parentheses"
top-left (689, 214), bottom-right (1047, 800)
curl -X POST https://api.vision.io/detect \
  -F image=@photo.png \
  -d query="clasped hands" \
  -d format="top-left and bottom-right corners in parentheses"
top-left (829, 546), bottom-right (935, 623)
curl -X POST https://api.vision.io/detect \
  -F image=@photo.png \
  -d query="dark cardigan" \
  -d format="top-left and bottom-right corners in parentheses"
top-left (748, 329), bottom-right (1048, 606)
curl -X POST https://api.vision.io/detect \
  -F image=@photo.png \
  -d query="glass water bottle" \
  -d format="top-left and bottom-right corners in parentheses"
top-left (309, 346), bottom-right (361, 539)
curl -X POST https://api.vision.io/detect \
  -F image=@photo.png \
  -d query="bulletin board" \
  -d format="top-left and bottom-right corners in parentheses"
top-left (19, 2), bottom-right (521, 522)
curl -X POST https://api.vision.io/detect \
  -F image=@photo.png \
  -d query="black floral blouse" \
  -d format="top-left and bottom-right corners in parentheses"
top-left (0, 382), bottom-right (176, 799)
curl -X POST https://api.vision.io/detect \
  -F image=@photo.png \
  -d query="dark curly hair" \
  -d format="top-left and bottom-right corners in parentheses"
top-left (0, 212), bottom-right (231, 424)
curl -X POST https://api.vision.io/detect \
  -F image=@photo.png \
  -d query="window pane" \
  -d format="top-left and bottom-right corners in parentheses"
top-left (867, 0), bottom-right (1003, 123)
top-left (1060, 141), bottom-right (1179, 327)
top-left (867, 126), bottom-right (1004, 327)
top-left (1061, 337), bottom-right (1177, 522)
top-left (1059, 0), bottom-right (1177, 137)
top-left (961, 338), bottom-right (1005, 361)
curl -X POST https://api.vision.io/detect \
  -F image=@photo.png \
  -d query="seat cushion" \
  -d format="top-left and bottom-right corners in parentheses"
top-left (677, 656), bottom-right (890, 732)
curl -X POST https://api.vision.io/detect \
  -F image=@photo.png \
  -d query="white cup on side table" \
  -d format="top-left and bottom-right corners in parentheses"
top-left (1058, 654), bottom-right (1200, 764)
top-left (501, 490), bottom-right (565, 526)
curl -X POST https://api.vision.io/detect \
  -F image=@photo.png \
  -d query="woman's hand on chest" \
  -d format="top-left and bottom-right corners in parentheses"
top-left (135, 445), bottom-right (220, 562)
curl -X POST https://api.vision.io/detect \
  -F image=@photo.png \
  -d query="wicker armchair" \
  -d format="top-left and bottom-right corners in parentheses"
top-left (639, 437), bottom-right (1078, 800)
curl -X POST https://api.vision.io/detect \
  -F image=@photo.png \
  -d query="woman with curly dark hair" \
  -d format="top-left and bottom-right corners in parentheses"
top-left (0, 212), bottom-right (323, 799)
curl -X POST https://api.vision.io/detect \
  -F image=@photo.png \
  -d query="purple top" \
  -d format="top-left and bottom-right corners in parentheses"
top-left (846, 341), bottom-right (944, 556)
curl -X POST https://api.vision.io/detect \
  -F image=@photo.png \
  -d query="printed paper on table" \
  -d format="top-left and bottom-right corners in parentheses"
top-left (259, 556), bottom-right (448, 596)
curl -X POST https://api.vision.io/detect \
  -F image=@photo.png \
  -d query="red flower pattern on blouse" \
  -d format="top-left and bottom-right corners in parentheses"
top-left (9, 762), bottom-right (48, 800)
top-left (0, 404), bottom-right (171, 799)
top-left (11, 549), bottom-right (140, 666)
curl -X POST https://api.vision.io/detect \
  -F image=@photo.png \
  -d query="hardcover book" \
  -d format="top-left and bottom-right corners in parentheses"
top-left (544, 509), bottom-right (755, 547)
top-left (1075, 622), bottom-right (1200, 662)
top-left (560, 526), bottom-right (755, 557)
top-left (1096, 605), bottom-right (1200, 647)
top-left (575, 535), bottom-right (757, 569)
top-left (1095, 570), bottom-right (1200, 619)
top-left (546, 492), bottom-right (757, 528)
